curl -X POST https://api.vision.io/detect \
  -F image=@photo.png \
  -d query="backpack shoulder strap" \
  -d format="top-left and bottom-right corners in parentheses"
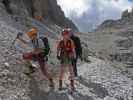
top-left (31, 39), bottom-right (39, 48)
top-left (59, 40), bottom-right (64, 48)
top-left (40, 37), bottom-right (50, 48)
top-left (67, 39), bottom-right (72, 46)
top-left (67, 39), bottom-right (75, 49)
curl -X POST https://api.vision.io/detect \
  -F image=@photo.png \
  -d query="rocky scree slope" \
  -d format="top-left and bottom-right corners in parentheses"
top-left (77, 9), bottom-right (133, 84)
top-left (0, 1), bottom-right (133, 100)
top-left (0, 24), bottom-right (133, 100)
top-left (0, 7), bottom-right (133, 100)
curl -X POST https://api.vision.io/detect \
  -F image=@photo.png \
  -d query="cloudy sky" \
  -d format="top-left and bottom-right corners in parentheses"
top-left (57, 0), bottom-right (133, 32)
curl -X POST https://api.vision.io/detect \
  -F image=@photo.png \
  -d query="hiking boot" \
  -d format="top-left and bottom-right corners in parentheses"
top-left (58, 80), bottom-right (63, 91)
top-left (24, 65), bottom-right (36, 76)
top-left (49, 79), bottom-right (54, 88)
top-left (23, 71), bottom-right (32, 76)
top-left (29, 65), bottom-right (36, 73)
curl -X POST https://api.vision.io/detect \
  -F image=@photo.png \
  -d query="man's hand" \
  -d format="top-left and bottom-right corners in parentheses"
top-left (17, 38), bottom-right (28, 48)
top-left (32, 48), bottom-right (44, 54)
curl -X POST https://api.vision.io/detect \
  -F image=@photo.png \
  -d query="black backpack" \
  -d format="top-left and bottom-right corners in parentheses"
top-left (32, 37), bottom-right (50, 56)
top-left (70, 35), bottom-right (82, 56)
top-left (41, 37), bottom-right (50, 56)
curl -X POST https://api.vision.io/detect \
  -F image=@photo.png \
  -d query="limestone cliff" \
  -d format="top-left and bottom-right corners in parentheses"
top-left (1, 0), bottom-right (78, 31)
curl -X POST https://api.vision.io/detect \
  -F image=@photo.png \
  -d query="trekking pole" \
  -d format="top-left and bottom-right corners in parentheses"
top-left (10, 32), bottom-right (23, 48)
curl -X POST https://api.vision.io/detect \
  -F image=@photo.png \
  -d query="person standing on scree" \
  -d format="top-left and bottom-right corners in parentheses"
top-left (17, 27), bottom-right (54, 88)
top-left (57, 29), bottom-right (76, 91)
top-left (69, 28), bottom-right (83, 77)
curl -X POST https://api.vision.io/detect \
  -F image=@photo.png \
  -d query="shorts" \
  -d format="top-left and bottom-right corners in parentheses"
top-left (60, 54), bottom-right (74, 65)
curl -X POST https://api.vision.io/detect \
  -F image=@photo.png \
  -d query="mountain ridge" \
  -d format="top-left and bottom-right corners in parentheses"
top-left (97, 8), bottom-right (133, 30)
top-left (1, 0), bottom-right (78, 31)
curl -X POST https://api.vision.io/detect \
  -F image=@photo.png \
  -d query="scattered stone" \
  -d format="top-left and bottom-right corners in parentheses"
top-left (4, 62), bottom-right (9, 67)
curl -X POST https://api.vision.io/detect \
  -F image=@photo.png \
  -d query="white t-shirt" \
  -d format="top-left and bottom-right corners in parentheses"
top-left (31, 38), bottom-right (45, 49)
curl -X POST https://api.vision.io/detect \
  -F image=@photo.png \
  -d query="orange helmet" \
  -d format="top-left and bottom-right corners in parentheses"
top-left (27, 27), bottom-right (38, 38)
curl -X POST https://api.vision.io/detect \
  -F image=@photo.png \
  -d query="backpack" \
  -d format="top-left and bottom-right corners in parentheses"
top-left (70, 35), bottom-right (82, 56)
top-left (31, 37), bottom-right (50, 56)
top-left (41, 37), bottom-right (50, 56)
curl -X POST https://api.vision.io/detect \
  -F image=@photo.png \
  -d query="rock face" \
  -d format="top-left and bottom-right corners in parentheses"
top-left (98, 8), bottom-right (133, 30)
top-left (1, 0), bottom-right (78, 31)
top-left (82, 8), bottom-right (133, 66)
top-left (99, 20), bottom-right (117, 29)
top-left (121, 9), bottom-right (133, 21)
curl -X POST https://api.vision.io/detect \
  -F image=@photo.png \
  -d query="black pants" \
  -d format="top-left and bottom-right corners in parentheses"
top-left (72, 56), bottom-right (78, 77)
